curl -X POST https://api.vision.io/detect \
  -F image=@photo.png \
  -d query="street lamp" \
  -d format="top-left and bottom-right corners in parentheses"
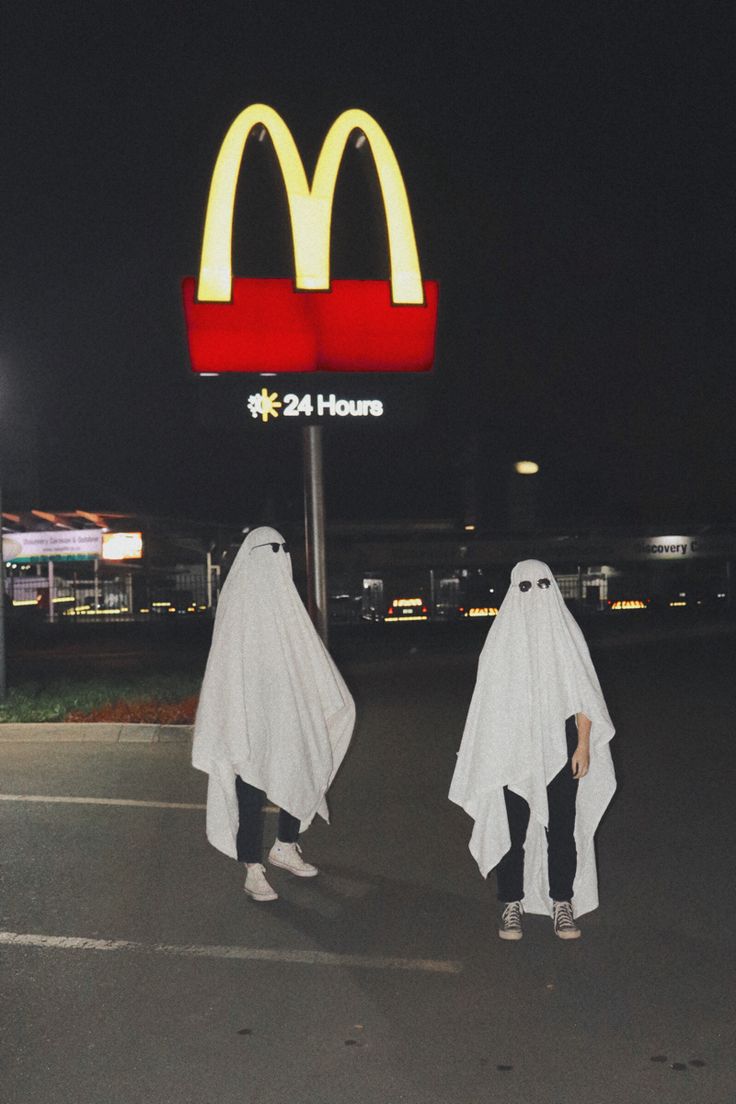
top-left (0, 482), bottom-right (6, 700)
top-left (510, 460), bottom-right (541, 531)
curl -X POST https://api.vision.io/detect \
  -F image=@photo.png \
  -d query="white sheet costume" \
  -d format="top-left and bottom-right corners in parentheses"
top-left (449, 560), bottom-right (616, 917)
top-left (192, 527), bottom-right (355, 859)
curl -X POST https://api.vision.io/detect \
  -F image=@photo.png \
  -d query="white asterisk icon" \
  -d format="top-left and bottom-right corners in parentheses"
top-left (247, 387), bottom-right (282, 423)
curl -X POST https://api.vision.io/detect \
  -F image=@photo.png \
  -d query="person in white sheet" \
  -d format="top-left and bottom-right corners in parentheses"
top-left (449, 560), bottom-right (616, 940)
top-left (192, 527), bottom-right (355, 902)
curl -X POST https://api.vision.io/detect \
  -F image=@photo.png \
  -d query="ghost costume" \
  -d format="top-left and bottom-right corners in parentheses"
top-left (449, 560), bottom-right (616, 917)
top-left (192, 527), bottom-right (355, 860)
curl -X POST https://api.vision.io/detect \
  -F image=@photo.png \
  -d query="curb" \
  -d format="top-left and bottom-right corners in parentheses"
top-left (0, 723), bottom-right (193, 744)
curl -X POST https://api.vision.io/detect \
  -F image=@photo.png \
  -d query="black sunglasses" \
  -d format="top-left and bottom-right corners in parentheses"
top-left (252, 542), bottom-right (288, 554)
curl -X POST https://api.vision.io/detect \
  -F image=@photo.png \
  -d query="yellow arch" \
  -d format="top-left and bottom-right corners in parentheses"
top-left (197, 104), bottom-right (424, 304)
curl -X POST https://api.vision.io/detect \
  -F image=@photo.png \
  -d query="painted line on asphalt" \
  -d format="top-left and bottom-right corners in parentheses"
top-left (0, 794), bottom-right (278, 813)
top-left (0, 930), bottom-right (462, 974)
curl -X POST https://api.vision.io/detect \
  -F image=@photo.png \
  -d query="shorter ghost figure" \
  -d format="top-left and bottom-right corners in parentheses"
top-left (192, 527), bottom-right (355, 901)
top-left (449, 560), bottom-right (616, 939)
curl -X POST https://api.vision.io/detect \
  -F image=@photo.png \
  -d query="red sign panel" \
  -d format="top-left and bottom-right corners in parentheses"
top-left (182, 277), bottom-right (438, 374)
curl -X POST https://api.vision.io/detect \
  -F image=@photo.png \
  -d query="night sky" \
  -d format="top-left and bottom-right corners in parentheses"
top-left (1, 3), bottom-right (731, 531)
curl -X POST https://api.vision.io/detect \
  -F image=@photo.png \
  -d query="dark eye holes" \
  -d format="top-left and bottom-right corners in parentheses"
top-left (518, 578), bottom-right (551, 592)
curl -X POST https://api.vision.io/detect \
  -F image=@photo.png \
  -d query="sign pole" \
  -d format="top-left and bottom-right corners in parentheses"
top-left (0, 483), bottom-right (6, 700)
top-left (47, 559), bottom-right (55, 624)
top-left (303, 425), bottom-right (328, 645)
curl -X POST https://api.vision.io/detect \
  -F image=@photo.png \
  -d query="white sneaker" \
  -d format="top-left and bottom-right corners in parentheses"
top-left (268, 840), bottom-right (318, 877)
top-left (244, 863), bottom-right (279, 901)
top-left (552, 900), bottom-right (581, 939)
top-left (499, 900), bottom-right (524, 940)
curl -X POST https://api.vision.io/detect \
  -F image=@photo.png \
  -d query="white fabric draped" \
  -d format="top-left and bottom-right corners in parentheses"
top-left (449, 560), bottom-right (616, 916)
top-left (192, 527), bottom-right (355, 859)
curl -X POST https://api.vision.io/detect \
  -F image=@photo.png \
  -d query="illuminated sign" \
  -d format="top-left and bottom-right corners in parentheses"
top-left (609, 600), bottom-right (648, 611)
top-left (465, 607), bottom-right (499, 618)
top-left (102, 532), bottom-right (144, 560)
top-left (2, 529), bottom-right (103, 563)
top-left (248, 388), bottom-right (384, 424)
top-left (633, 537), bottom-right (696, 558)
top-left (603, 535), bottom-right (731, 561)
top-left (182, 104), bottom-right (438, 373)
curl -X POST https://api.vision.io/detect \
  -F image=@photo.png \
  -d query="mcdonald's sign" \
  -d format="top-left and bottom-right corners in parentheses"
top-left (182, 105), bottom-right (438, 374)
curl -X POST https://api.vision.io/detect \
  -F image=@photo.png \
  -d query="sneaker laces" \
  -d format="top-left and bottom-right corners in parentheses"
top-left (502, 901), bottom-right (522, 928)
top-left (554, 901), bottom-right (576, 930)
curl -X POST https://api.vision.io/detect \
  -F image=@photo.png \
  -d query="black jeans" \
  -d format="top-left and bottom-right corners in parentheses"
top-left (495, 716), bottom-right (580, 903)
top-left (235, 775), bottom-right (301, 863)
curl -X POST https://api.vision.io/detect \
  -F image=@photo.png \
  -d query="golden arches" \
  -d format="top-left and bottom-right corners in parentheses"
top-left (197, 104), bottom-right (424, 304)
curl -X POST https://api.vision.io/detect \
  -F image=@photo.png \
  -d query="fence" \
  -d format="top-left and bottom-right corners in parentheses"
top-left (4, 565), bottom-right (218, 624)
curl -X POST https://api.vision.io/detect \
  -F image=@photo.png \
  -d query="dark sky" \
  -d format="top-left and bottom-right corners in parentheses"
top-left (1, 3), bottom-right (731, 530)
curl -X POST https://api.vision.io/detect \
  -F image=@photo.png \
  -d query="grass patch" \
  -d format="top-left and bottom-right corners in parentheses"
top-left (0, 673), bottom-right (201, 724)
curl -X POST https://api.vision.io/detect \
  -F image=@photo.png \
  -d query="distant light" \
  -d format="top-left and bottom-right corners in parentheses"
top-left (200, 373), bottom-right (219, 377)
top-left (515, 460), bottom-right (539, 475)
top-left (102, 532), bottom-right (143, 561)
top-left (464, 524), bottom-right (476, 532)
top-left (354, 132), bottom-right (367, 149)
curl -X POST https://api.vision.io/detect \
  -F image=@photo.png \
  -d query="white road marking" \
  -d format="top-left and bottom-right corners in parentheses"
top-left (0, 930), bottom-right (462, 974)
top-left (0, 794), bottom-right (278, 812)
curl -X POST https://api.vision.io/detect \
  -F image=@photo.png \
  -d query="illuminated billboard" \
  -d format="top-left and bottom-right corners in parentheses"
top-left (182, 105), bottom-right (438, 374)
top-left (102, 532), bottom-right (144, 560)
top-left (2, 529), bottom-right (103, 563)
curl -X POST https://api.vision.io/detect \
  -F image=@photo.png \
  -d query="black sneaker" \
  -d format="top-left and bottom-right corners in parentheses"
top-left (499, 900), bottom-right (523, 940)
top-left (552, 900), bottom-right (581, 940)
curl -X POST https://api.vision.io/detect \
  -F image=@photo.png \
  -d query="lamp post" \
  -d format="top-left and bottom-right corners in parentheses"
top-left (509, 460), bottom-right (540, 531)
top-left (303, 426), bottom-right (328, 645)
top-left (0, 481), bottom-right (6, 700)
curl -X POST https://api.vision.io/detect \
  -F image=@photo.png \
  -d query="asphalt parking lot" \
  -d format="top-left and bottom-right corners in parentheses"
top-left (2, 624), bottom-right (736, 1103)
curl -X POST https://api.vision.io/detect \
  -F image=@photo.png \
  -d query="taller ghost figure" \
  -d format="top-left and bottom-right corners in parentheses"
top-left (449, 560), bottom-right (616, 940)
top-left (193, 527), bottom-right (355, 902)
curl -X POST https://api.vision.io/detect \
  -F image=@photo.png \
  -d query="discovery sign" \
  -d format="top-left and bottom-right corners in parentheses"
top-left (603, 535), bottom-right (733, 561)
top-left (182, 104), bottom-right (438, 374)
